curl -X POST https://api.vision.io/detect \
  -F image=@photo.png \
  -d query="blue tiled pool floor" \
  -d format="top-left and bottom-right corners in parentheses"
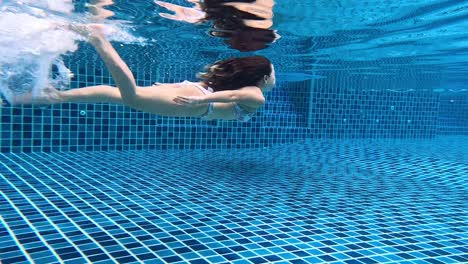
top-left (1, 136), bottom-right (467, 264)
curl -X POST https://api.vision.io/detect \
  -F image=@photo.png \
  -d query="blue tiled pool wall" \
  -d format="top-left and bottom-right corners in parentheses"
top-left (1, 40), bottom-right (467, 153)
top-left (0, 41), bottom-right (312, 153)
top-left (307, 66), bottom-right (444, 139)
top-left (0, 83), bottom-right (310, 153)
top-left (437, 92), bottom-right (468, 135)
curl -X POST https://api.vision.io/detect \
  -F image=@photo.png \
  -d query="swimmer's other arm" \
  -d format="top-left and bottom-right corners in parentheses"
top-left (174, 88), bottom-right (265, 108)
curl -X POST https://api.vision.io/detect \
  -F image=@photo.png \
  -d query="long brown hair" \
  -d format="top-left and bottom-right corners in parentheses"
top-left (214, 28), bottom-right (277, 51)
top-left (197, 56), bottom-right (272, 92)
top-left (200, 0), bottom-right (259, 23)
top-left (198, 0), bottom-right (276, 51)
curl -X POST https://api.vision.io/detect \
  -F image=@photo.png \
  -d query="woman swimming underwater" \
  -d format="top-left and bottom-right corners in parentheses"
top-left (11, 25), bottom-right (276, 122)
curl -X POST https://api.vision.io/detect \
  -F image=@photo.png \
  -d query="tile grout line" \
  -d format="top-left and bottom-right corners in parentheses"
top-left (11, 152), bottom-right (155, 262)
top-left (0, 162), bottom-right (70, 264)
top-left (38, 151), bottom-right (222, 263)
top-left (4, 153), bottom-right (118, 263)
top-left (0, 204), bottom-right (40, 264)
top-left (30, 151), bottom-right (214, 262)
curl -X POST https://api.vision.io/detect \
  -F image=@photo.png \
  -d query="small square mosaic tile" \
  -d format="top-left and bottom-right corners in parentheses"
top-left (1, 137), bottom-right (467, 263)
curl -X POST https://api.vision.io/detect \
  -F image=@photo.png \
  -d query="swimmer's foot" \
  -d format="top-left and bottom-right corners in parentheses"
top-left (10, 87), bottom-right (62, 106)
top-left (69, 23), bottom-right (105, 41)
top-left (33, 87), bottom-right (63, 105)
top-left (0, 96), bottom-right (7, 107)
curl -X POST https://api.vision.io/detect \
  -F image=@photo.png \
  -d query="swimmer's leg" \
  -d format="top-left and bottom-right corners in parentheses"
top-left (10, 85), bottom-right (124, 105)
top-left (84, 25), bottom-right (139, 105)
top-left (69, 24), bottom-right (137, 103)
top-left (59, 85), bottom-right (123, 104)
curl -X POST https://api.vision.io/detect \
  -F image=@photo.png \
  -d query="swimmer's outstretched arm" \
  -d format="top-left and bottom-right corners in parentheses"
top-left (84, 26), bottom-right (138, 104)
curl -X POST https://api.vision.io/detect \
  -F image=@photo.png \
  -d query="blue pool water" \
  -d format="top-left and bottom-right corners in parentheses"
top-left (1, 0), bottom-right (468, 263)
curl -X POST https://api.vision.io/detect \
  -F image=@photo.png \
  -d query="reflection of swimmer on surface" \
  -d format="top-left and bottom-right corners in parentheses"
top-left (155, 0), bottom-right (280, 51)
top-left (11, 25), bottom-right (276, 122)
top-left (86, 0), bottom-right (115, 20)
top-left (154, 0), bottom-right (205, 23)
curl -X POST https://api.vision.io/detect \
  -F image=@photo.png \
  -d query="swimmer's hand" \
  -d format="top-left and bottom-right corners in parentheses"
top-left (173, 95), bottom-right (204, 106)
top-left (154, 0), bottom-right (205, 23)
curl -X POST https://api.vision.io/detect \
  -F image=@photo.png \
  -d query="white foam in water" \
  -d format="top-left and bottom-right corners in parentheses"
top-left (0, 0), bottom-right (143, 104)
top-left (0, 0), bottom-right (76, 103)
top-left (15, 0), bottom-right (75, 13)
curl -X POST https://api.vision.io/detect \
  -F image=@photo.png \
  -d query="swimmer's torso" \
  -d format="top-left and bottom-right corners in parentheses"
top-left (136, 82), bottom-right (260, 121)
